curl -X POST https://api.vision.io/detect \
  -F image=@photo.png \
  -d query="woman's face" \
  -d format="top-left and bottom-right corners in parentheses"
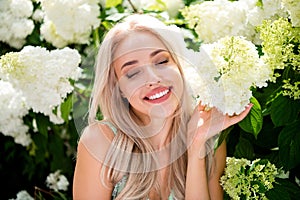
top-left (113, 31), bottom-right (184, 124)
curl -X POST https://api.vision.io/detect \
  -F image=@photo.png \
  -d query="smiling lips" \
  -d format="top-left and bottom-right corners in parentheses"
top-left (144, 87), bottom-right (171, 103)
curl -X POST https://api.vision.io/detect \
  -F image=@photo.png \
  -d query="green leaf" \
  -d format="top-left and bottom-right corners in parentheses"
top-left (61, 94), bottom-right (73, 123)
top-left (106, 13), bottom-right (128, 22)
top-left (266, 178), bottom-right (300, 200)
top-left (234, 136), bottom-right (255, 160)
top-left (256, 0), bottom-right (263, 8)
top-left (101, 20), bottom-right (114, 30)
top-left (48, 133), bottom-right (66, 171)
top-left (105, 0), bottom-right (122, 8)
top-left (238, 97), bottom-right (263, 138)
top-left (214, 126), bottom-right (233, 151)
top-left (35, 113), bottom-right (49, 139)
top-left (254, 120), bottom-right (281, 149)
top-left (270, 94), bottom-right (300, 127)
top-left (278, 120), bottom-right (300, 170)
top-left (276, 178), bottom-right (300, 199)
top-left (266, 183), bottom-right (290, 200)
top-left (32, 133), bottom-right (48, 164)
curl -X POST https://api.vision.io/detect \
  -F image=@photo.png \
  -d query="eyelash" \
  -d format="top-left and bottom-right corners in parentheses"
top-left (126, 70), bottom-right (141, 79)
top-left (156, 59), bottom-right (169, 65)
top-left (125, 58), bottom-right (169, 79)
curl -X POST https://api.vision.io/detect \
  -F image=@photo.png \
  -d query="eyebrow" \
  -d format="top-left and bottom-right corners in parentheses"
top-left (121, 49), bottom-right (167, 70)
top-left (121, 60), bottom-right (138, 69)
top-left (150, 49), bottom-right (166, 57)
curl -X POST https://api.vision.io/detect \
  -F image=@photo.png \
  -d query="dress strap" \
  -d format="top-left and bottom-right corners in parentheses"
top-left (112, 175), bottom-right (128, 199)
top-left (99, 120), bottom-right (118, 135)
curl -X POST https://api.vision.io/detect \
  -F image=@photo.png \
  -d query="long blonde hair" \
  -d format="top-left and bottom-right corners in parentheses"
top-left (89, 14), bottom-right (208, 199)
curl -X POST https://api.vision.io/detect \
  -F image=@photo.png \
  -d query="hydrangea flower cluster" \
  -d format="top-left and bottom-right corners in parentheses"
top-left (220, 157), bottom-right (279, 200)
top-left (184, 36), bottom-right (272, 115)
top-left (123, 0), bottom-right (184, 18)
top-left (0, 46), bottom-right (82, 125)
top-left (259, 17), bottom-right (300, 99)
top-left (46, 170), bottom-right (69, 192)
top-left (0, 80), bottom-right (31, 146)
top-left (259, 18), bottom-right (299, 76)
top-left (181, 0), bottom-right (286, 44)
top-left (38, 0), bottom-right (101, 48)
top-left (181, 0), bottom-right (246, 43)
top-left (282, 0), bottom-right (300, 27)
top-left (282, 79), bottom-right (300, 100)
top-left (9, 190), bottom-right (34, 200)
top-left (0, 0), bottom-right (34, 49)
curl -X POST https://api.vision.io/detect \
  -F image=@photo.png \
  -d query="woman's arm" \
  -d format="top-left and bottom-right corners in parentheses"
top-left (208, 141), bottom-right (226, 200)
top-left (185, 147), bottom-right (210, 200)
top-left (185, 140), bottom-right (226, 200)
top-left (185, 104), bottom-right (251, 199)
top-left (73, 123), bottom-right (115, 200)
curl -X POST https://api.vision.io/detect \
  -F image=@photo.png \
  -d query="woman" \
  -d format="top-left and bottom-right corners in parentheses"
top-left (73, 14), bottom-right (252, 199)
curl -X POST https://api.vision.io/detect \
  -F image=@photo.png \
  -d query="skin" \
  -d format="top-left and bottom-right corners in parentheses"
top-left (114, 32), bottom-right (184, 124)
top-left (73, 31), bottom-right (252, 199)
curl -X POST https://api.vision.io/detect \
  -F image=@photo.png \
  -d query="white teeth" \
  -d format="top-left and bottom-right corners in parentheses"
top-left (148, 89), bottom-right (169, 100)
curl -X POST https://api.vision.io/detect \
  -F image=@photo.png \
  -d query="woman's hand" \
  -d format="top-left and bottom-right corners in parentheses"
top-left (187, 103), bottom-right (253, 158)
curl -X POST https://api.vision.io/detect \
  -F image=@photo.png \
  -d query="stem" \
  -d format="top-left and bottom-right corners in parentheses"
top-left (93, 28), bottom-right (100, 49)
top-left (127, 0), bottom-right (138, 13)
top-left (34, 186), bottom-right (55, 200)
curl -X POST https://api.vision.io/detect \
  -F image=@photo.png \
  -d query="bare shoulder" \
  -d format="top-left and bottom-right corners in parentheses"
top-left (74, 121), bottom-right (116, 199)
top-left (78, 121), bottom-right (117, 162)
top-left (80, 121), bottom-right (116, 143)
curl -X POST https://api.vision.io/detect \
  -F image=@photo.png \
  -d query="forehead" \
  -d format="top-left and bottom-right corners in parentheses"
top-left (113, 31), bottom-right (168, 61)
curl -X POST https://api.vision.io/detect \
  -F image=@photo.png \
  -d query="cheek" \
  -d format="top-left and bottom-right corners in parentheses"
top-left (167, 68), bottom-right (184, 99)
top-left (119, 78), bottom-right (143, 100)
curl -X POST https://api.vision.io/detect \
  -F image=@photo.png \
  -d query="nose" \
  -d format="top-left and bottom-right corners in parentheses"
top-left (145, 65), bottom-right (162, 87)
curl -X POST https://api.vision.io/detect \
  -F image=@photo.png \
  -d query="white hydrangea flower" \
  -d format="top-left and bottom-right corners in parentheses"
top-left (0, 80), bottom-right (31, 146)
top-left (39, 0), bottom-right (101, 48)
top-left (162, 0), bottom-right (184, 18)
top-left (10, 0), bottom-right (34, 18)
top-left (282, 0), bottom-right (300, 27)
top-left (184, 36), bottom-right (272, 115)
top-left (181, 0), bottom-right (288, 45)
top-left (181, 0), bottom-right (247, 43)
top-left (123, 0), bottom-right (183, 18)
top-left (46, 170), bottom-right (69, 192)
top-left (9, 190), bottom-right (34, 200)
top-left (247, 0), bottom-right (284, 24)
top-left (0, 46), bottom-right (82, 124)
top-left (32, 9), bottom-right (45, 22)
top-left (0, 0), bottom-right (34, 49)
top-left (236, 0), bottom-right (286, 44)
top-left (122, 0), bottom-right (156, 11)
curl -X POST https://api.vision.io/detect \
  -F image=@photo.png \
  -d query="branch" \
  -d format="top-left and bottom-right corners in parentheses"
top-left (127, 0), bottom-right (138, 13)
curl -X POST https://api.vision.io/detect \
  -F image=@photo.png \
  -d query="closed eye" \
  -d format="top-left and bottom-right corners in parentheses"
top-left (126, 70), bottom-right (141, 79)
top-left (156, 59), bottom-right (169, 65)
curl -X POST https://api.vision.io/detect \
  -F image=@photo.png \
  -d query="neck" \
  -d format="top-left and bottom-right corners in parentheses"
top-left (145, 117), bottom-right (173, 150)
top-left (129, 108), bottom-right (174, 150)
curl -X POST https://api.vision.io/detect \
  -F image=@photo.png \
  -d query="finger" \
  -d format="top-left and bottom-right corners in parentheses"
top-left (197, 102), bottom-right (206, 112)
top-left (204, 105), bottom-right (212, 112)
top-left (229, 103), bottom-right (253, 124)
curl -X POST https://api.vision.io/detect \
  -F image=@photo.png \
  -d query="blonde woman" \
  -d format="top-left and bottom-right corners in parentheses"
top-left (73, 14), bottom-right (252, 200)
